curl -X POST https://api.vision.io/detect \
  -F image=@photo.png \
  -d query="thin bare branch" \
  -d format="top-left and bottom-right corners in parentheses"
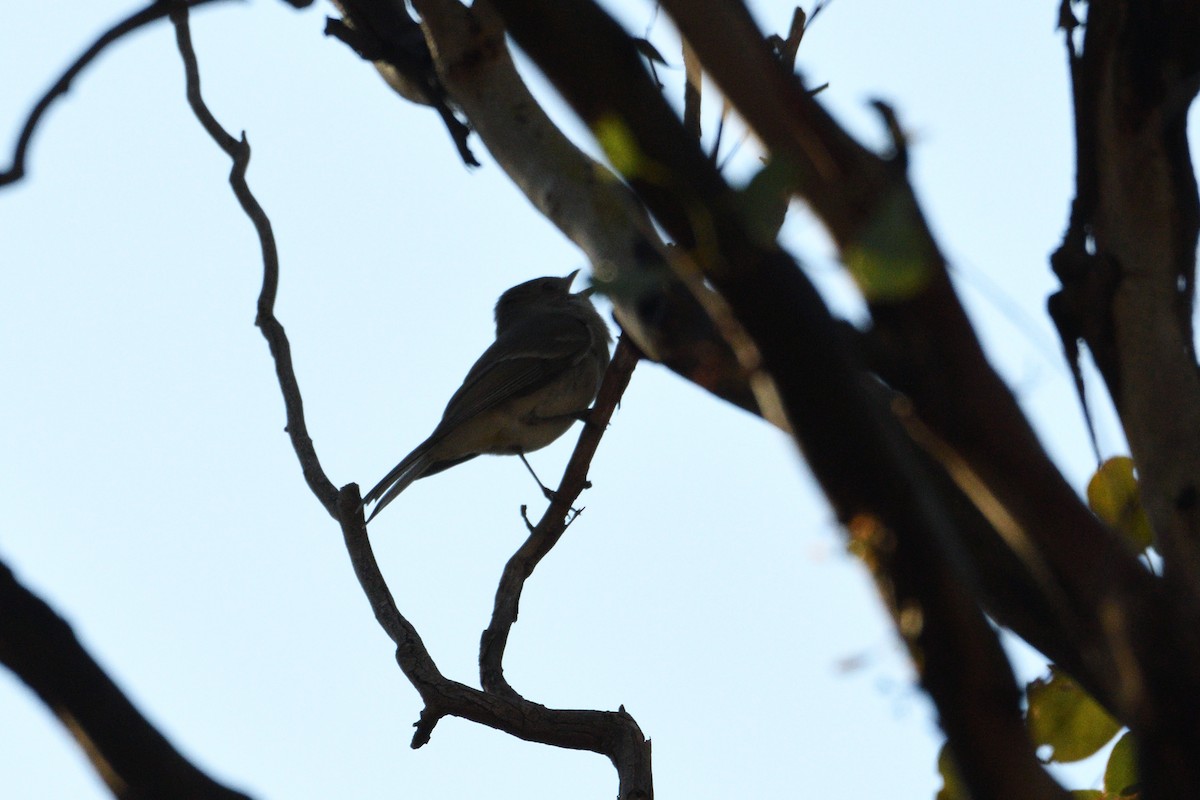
top-left (481, 334), bottom-right (641, 697)
top-left (170, 1), bottom-right (337, 513)
top-left (335, 446), bottom-right (654, 798)
top-left (0, 0), bottom-right (227, 187)
top-left (173, 6), bottom-right (651, 795)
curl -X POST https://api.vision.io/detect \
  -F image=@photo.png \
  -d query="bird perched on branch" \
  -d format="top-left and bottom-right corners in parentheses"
top-left (363, 271), bottom-right (612, 522)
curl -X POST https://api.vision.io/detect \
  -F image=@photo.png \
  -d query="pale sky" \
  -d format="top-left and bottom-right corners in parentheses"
top-left (3, 1), bottom-right (1190, 798)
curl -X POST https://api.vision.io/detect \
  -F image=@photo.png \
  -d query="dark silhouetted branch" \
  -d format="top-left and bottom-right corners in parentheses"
top-left (481, 334), bottom-right (641, 697)
top-left (326, 0), bottom-right (479, 166)
top-left (172, 5), bottom-right (650, 795)
top-left (0, 560), bottom-right (252, 800)
top-left (655, 0), bottom-right (1169, 707)
top-left (0, 0), bottom-right (226, 187)
top-left (171, 0), bottom-right (337, 513)
top-left (1050, 1), bottom-right (1200, 793)
top-left (485, 1), bottom-right (1069, 797)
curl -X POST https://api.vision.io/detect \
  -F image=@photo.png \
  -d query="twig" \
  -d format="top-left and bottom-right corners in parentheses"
top-left (0, 0), bottom-right (226, 187)
top-left (170, 0), bottom-right (337, 512)
top-left (326, 0), bottom-right (479, 166)
top-left (480, 334), bottom-right (641, 698)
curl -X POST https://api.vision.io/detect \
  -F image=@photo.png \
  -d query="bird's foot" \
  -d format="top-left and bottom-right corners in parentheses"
top-left (575, 408), bottom-right (606, 431)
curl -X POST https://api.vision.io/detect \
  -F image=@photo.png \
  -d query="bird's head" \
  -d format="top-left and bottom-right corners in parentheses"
top-left (494, 270), bottom-right (594, 331)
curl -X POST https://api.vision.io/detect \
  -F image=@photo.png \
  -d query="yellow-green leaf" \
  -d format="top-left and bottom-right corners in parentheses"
top-left (593, 116), bottom-right (642, 177)
top-left (1027, 666), bottom-right (1121, 763)
top-left (935, 743), bottom-right (968, 800)
top-left (843, 189), bottom-right (931, 303)
top-left (1087, 456), bottom-right (1154, 552)
top-left (1104, 732), bottom-right (1139, 797)
top-left (1070, 791), bottom-right (1105, 800)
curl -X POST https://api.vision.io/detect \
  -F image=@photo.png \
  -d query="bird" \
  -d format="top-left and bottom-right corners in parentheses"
top-left (362, 271), bottom-right (612, 522)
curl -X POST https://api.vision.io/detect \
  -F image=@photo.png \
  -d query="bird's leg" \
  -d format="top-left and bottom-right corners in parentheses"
top-left (518, 452), bottom-right (558, 501)
top-left (573, 407), bottom-right (606, 431)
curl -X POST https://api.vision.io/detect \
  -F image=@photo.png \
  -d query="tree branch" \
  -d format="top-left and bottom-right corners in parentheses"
top-left (331, 338), bottom-right (651, 797)
top-left (1054, 0), bottom-right (1200, 592)
top-left (1049, 0), bottom-right (1200, 793)
top-left (173, 6), bottom-right (651, 796)
top-left (480, 334), bottom-right (641, 697)
top-left (656, 0), bottom-right (1197, 719)
top-left (0, 560), bottom-right (252, 800)
top-left (0, 0), bottom-right (227, 188)
top-left (171, 0), bottom-right (338, 514)
top-left (485, 2), bottom-right (1067, 797)
top-left (339, 0), bottom-right (765, 419)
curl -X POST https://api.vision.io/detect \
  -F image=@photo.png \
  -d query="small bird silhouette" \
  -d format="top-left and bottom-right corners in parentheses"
top-left (363, 271), bottom-right (611, 521)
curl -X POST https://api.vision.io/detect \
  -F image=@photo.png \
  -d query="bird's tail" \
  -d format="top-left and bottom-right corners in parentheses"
top-left (362, 445), bottom-right (432, 522)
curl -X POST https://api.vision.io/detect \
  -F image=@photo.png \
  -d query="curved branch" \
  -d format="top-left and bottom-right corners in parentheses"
top-left (1055, 0), bottom-right (1200, 586)
top-left (337, 476), bottom-right (653, 798)
top-left (0, 560), bottom-right (253, 800)
top-left (173, 7), bottom-right (651, 797)
top-left (480, 334), bottom-right (641, 697)
top-left (0, 0), bottom-right (227, 187)
top-left (171, 1), bottom-right (338, 513)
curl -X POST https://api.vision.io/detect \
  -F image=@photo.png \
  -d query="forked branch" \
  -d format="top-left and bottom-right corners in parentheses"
top-left (171, 5), bottom-right (651, 796)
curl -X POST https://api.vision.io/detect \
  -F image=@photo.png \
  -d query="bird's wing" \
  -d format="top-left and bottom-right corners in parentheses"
top-left (362, 310), bottom-right (596, 521)
top-left (430, 312), bottom-right (592, 437)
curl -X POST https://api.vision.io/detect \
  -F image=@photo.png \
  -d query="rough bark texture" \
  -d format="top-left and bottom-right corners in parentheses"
top-left (1050, 0), bottom-right (1200, 792)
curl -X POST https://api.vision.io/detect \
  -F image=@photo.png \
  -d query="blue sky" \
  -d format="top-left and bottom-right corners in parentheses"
top-left (3, 1), bottom-right (1189, 797)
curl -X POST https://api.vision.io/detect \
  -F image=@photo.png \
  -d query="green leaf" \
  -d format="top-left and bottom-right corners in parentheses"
top-left (738, 157), bottom-right (799, 245)
top-left (1070, 791), bottom-right (1106, 799)
top-left (1086, 456), bottom-right (1154, 552)
top-left (843, 189), bottom-right (931, 302)
top-left (1104, 732), bottom-right (1139, 797)
top-left (593, 115), bottom-right (642, 177)
top-left (935, 743), bottom-right (968, 800)
top-left (1026, 666), bottom-right (1122, 763)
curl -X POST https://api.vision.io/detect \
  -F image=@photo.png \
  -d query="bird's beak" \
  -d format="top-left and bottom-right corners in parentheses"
top-left (564, 268), bottom-right (595, 297)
